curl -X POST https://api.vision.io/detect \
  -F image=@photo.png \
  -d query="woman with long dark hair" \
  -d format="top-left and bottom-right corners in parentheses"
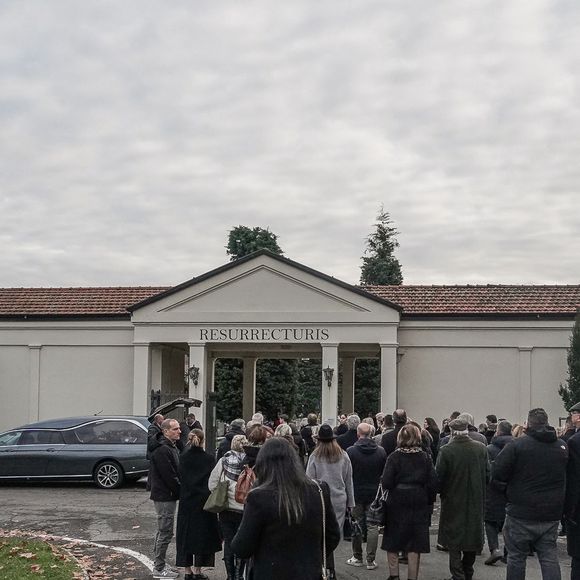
top-left (424, 417), bottom-right (441, 462)
top-left (175, 429), bottom-right (222, 580)
top-left (231, 437), bottom-right (341, 580)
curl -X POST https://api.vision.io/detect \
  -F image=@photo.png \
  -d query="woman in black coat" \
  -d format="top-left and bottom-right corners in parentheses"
top-left (424, 417), bottom-right (440, 463)
top-left (176, 429), bottom-right (222, 580)
top-left (231, 437), bottom-right (341, 580)
top-left (381, 424), bottom-right (438, 580)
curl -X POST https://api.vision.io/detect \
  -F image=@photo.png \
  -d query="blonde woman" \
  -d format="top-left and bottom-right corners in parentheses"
top-left (208, 434), bottom-right (248, 580)
top-left (381, 424), bottom-right (438, 580)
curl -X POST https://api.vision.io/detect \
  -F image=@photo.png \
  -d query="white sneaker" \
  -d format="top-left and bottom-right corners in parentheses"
top-left (346, 557), bottom-right (364, 567)
top-left (367, 561), bottom-right (378, 570)
top-left (152, 566), bottom-right (179, 578)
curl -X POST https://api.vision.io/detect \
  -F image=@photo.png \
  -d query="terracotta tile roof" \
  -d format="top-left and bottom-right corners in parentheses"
top-left (0, 287), bottom-right (168, 318)
top-left (363, 285), bottom-right (580, 316)
top-left (0, 284), bottom-right (578, 318)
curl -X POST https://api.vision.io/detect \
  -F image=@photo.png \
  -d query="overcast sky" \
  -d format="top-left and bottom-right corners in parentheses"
top-left (1, 1), bottom-right (579, 288)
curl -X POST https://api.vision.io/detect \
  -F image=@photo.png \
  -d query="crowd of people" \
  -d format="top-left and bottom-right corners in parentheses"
top-left (146, 404), bottom-right (580, 580)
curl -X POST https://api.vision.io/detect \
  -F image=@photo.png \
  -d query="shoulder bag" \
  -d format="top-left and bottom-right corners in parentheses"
top-left (203, 465), bottom-right (229, 513)
top-left (367, 483), bottom-right (388, 524)
top-left (235, 465), bottom-right (256, 504)
top-left (313, 480), bottom-right (328, 580)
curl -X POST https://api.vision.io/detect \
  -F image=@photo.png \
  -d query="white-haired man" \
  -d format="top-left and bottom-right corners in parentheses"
top-left (337, 414), bottom-right (361, 451)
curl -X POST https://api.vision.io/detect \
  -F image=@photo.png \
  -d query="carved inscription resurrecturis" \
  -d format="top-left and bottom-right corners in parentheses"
top-left (199, 328), bottom-right (330, 341)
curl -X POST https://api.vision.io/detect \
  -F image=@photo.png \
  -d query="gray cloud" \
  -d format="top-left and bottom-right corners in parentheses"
top-left (1, 1), bottom-right (579, 287)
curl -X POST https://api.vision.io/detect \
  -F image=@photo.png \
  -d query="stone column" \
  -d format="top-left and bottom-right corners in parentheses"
top-left (341, 357), bottom-right (355, 414)
top-left (321, 344), bottom-right (339, 426)
top-left (188, 342), bottom-right (207, 414)
top-left (150, 345), bottom-right (163, 392)
top-left (380, 344), bottom-right (398, 413)
top-left (518, 347), bottom-right (533, 422)
top-left (133, 342), bottom-right (151, 415)
top-left (28, 344), bottom-right (42, 422)
top-left (242, 357), bottom-right (257, 421)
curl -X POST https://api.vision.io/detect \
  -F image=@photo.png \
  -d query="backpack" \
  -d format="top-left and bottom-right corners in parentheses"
top-left (235, 465), bottom-right (256, 504)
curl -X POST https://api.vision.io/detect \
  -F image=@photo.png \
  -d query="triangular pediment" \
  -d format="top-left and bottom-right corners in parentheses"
top-left (130, 251), bottom-right (400, 324)
top-left (162, 266), bottom-right (367, 313)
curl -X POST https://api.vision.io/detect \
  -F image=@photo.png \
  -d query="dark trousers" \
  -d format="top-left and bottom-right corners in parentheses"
top-left (485, 519), bottom-right (505, 553)
top-left (503, 515), bottom-right (560, 580)
top-left (572, 557), bottom-right (580, 580)
top-left (219, 510), bottom-right (244, 580)
top-left (449, 549), bottom-right (476, 580)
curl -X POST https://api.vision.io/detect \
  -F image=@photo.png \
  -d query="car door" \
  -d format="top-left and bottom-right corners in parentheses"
top-left (11, 430), bottom-right (66, 476)
top-left (0, 431), bottom-right (23, 476)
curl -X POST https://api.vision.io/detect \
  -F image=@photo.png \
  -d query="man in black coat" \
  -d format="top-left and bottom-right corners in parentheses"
top-left (381, 409), bottom-right (407, 457)
top-left (147, 414), bottom-right (164, 460)
top-left (216, 419), bottom-right (246, 460)
top-left (346, 422), bottom-right (387, 570)
top-left (484, 420), bottom-right (512, 565)
top-left (149, 418), bottom-right (181, 579)
top-left (337, 414), bottom-right (360, 451)
top-left (493, 408), bottom-right (568, 580)
top-left (565, 401), bottom-right (580, 580)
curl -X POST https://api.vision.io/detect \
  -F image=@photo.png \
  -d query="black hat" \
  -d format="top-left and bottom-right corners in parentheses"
top-left (570, 402), bottom-right (580, 413)
top-left (317, 424), bottom-right (336, 441)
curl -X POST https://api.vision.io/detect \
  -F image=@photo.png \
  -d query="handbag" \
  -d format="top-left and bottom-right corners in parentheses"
top-left (313, 480), bottom-right (328, 580)
top-left (203, 466), bottom-right (229, 513)
top-left (345, 510), bottom-right (363, 539)
top-left (367, 483), bottom-right (388, 524)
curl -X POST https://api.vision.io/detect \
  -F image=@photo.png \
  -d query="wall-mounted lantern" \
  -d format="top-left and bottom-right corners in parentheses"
top-left (323, 366), bottom-right (334, 388)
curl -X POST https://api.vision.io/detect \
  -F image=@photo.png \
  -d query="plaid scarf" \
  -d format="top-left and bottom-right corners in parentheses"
top-left (222, 450), bottom-right (245, 481)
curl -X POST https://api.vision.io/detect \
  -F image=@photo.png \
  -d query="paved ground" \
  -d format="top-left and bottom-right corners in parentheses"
top-left (0, 480), bottom-right (569, 579)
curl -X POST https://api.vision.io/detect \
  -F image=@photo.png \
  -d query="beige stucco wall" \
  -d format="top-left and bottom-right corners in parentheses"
top-left (0, 321), bottom-right (135, 432)
top-left (0, 345), bottom-right (29, 431)
top-left (397, 319), bottom-right (572, 427)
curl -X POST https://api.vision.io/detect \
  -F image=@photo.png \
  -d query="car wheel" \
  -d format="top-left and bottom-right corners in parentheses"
top-left (94, 461), bottom-right (125, 489)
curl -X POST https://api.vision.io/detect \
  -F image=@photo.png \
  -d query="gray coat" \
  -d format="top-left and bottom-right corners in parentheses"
top-left (306, 450), bottom-right (355, 531)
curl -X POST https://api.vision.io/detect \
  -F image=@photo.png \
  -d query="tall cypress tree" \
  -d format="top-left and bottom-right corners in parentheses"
top-left (356, 208), bottom-right (403, 416)
top-left (559, 311), bottom-right (580, 410)
top-left (360, 208), bottom-right (403, 285)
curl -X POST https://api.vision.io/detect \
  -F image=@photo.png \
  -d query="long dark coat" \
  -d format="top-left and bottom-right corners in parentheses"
top-left (485, 434), bottom-right (513, 522)
top-left (566, 431), bottom-right (580, 557)
top-left (381, 449), bottom-right (438, 553)
top-left (436, 435), bottom-right (489, 551)
top-left (175, 446), bottom-right (222, 565)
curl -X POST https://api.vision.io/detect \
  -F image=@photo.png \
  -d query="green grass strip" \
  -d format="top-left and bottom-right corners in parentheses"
top-left (0, 537), bottom-right (83, 580)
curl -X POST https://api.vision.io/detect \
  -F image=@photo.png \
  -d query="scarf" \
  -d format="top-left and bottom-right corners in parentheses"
top-left (396, 446), bottom-right (423, 454)
top-left (222, 450), bottom-right (245, 481)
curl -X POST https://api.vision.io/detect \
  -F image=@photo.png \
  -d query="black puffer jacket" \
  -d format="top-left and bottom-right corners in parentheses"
top-left (492, 427), bottom-right (568, 521)
top-left (149, 437), bottom-right (181, 502)
top-left (485, 434), bottom-right (513, 521)
top-left (347, 438), bottom-right (387, 504)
